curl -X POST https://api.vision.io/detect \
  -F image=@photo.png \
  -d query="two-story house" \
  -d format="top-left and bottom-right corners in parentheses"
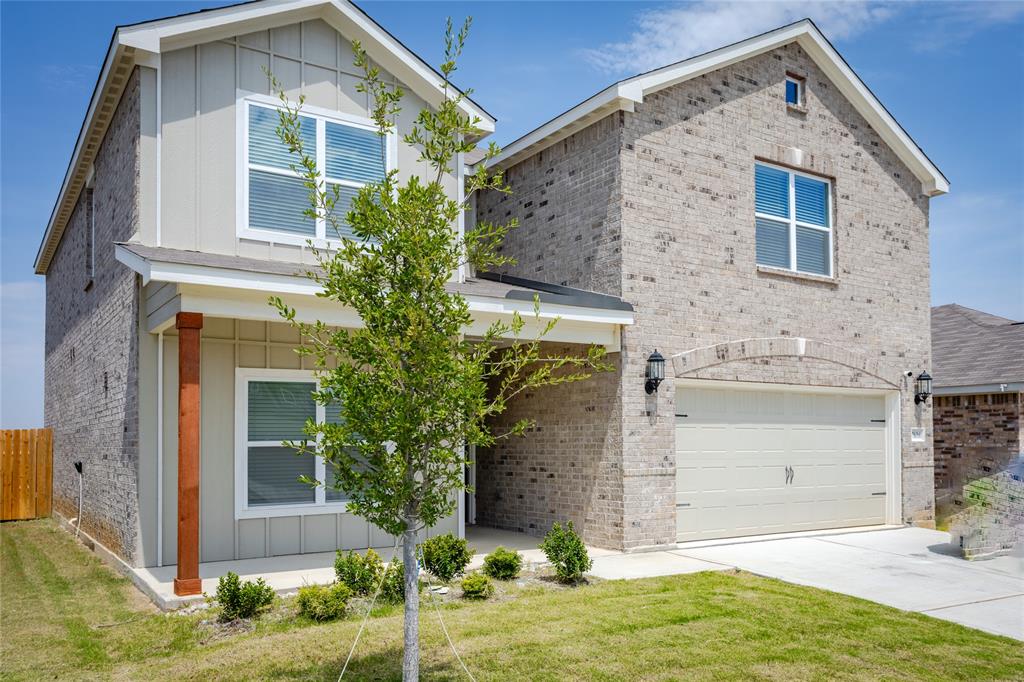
top-left (470, 19), bottom-right (946, 550)
top-left (38, 0), bottom-right (945, 602)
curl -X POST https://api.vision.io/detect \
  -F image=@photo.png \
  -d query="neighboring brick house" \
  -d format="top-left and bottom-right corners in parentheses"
top-left (37, 0), bottom-right (947, 602)
top-left (931, 304), bottom-right (1023, 525)
top-left (472, 20), bottom-right (947, 549)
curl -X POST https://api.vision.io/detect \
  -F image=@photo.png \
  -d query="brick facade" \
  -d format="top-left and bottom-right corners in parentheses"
top-left (933, 392), bottom-right (1023, 522)
top-left (44, 69), bottom-right (141, 563)
top-left (475, 345), bottom-right (624, 549)
top-left (477, 42), bottom-right (935, 549)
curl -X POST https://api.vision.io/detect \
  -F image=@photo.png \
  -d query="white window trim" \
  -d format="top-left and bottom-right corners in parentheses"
top-left (755, 161), bottom-right (833, 277)
top-left (234, 367), bottom-right (350, 519)
top-left (785, 75), bottom-right (804, 106)
top-left (236, 92), bottom-right (396, 249)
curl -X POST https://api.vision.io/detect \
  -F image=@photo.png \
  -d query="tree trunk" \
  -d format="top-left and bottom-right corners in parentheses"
top-left (402, 527), bottom-right (420, 681)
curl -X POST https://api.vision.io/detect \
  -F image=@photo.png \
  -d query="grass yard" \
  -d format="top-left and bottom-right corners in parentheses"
top-left (1, 520), bottom-right (1021, 681)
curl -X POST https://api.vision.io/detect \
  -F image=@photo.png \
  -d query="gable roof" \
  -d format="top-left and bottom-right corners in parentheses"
top-left (34, 0), bottom-right (494, 275)
top-left (475, 19), bottom-right (948, 198)
top-left (931, 304), bottom-right (1024, 391)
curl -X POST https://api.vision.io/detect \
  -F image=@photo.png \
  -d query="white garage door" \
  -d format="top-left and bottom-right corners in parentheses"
top-left (675, 384), bottom-right (887, 542)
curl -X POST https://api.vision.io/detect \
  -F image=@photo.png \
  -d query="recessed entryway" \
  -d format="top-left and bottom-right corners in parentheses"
top-left (675, 382), bottom-right (896, 542)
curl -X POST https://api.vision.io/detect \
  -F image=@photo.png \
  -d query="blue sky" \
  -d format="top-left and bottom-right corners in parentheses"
top-left (1, 0), bottom-right (1022, 427)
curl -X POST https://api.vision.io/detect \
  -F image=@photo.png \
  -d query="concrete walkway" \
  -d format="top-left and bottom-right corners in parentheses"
top-left (591, 526), bottom-right (1023, 641)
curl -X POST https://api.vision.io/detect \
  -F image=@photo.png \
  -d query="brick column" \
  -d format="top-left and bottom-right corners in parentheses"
top-left (174, 312), bottom-right (203, 596)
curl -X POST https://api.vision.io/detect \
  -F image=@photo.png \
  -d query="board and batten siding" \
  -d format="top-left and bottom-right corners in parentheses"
top-left (157, 18), bottom-right (455, 265)
top-left (154, 317), bottom-right (457, 566)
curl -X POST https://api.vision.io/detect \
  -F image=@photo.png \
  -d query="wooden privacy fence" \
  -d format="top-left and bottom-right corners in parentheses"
top-left (1, 429), bottom-right (52, 521)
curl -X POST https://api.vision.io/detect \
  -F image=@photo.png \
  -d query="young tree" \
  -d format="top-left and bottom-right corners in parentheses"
top-left (269, 18), bottom-right (611, 680)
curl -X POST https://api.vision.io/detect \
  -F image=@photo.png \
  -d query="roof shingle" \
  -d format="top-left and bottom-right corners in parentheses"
top-left (931, 304), bottom-right (1024, 388)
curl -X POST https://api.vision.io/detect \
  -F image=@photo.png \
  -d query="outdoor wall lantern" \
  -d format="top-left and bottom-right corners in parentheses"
top-left (645, 350), bottom-right (666, 394)
top-left (914, 371), bottom-right (933, 405)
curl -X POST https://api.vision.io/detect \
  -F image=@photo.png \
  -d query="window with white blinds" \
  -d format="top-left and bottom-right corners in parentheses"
top-left (237, 371), bottom-right (351, 516)
top-left (754, 163), bottom-right (833, 276)
top-left (241, 98), bottom-right (388, 245)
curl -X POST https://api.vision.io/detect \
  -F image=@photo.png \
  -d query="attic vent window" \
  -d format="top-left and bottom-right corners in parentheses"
top-left (785, 75), bottom-right (804, 106)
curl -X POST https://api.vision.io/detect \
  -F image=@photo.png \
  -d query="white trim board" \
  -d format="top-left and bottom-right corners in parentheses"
top-left (116, 245), bottom-right (632, 349)
top-left (475, 19), bottom-right (947, 197)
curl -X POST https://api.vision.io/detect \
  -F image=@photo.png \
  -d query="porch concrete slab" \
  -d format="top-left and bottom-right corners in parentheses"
top-left (672, 528), bottom-right (1024, 640)
top-left (589, 551), bottom-right (727, 580)
top-left (134, 550), bottom-right (342, 609)
top-left (134, 527), bottom-right (617, 609)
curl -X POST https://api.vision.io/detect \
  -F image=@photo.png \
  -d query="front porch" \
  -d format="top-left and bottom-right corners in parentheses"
top-left (117, 242), bottom-right (633, 598)
top-left (133, 525), bottom-right (550, 610)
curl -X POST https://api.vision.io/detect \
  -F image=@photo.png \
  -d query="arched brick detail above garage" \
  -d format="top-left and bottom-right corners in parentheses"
top-left (670, 337), bottom-right (903, 389)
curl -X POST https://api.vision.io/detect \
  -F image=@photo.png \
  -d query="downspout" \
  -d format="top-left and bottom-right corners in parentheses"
top-left (157, 331), bottom-right (164, 566)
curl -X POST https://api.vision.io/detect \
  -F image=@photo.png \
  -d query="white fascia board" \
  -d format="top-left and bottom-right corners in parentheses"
top-left (170, 284), bottom-right (622, 350)
top-left (117, 248), bottom-right (633, 341)
top-left (115, 244), bottom-right (155, 284)
top-left (483, 84), bottom-right (640, 169)
top-left (34, 41), bottom-right (126, 274)
top-left (117, 0), bottom-right (493, 132)
top-left (791, 28), bottom-right (948, 196)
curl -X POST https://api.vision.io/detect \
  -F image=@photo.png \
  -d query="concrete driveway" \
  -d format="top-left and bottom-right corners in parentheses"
top-left (592, 527), bottom-right (1023, 640)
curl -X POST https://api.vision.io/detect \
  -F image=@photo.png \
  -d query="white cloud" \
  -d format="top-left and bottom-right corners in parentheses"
top-left (1, 280), bottom-right (45, 428)
top-left (582, 1), bottom-right (894, 75)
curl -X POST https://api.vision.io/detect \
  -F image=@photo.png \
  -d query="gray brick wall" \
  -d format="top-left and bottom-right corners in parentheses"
top-left (475, 345), bottom-right (624, 549)
top-left (480, 113), bottom-right (624, 296)
top-left (477, 42), bottom-right (936, 550)
top-left (44, 68), bottom-right (141, 564)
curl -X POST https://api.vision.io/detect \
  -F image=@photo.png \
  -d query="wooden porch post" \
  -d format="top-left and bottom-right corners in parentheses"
top-left (174, 312), bottom-right (203, 596)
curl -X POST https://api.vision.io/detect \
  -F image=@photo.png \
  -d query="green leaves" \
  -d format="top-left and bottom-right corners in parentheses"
top-left (266, 19), bottom-right (612, 539)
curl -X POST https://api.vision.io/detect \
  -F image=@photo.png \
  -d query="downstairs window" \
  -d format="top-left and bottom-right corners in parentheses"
top-left (236, 370), bottom-right (347, 517)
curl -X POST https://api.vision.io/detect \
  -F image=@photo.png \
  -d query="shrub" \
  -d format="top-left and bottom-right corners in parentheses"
top-left (296, 582), bottom-right (352, 622)
top-left (482, 546), bottom-right (522, 580)
top-left (334, 549), bottom-right (384, 596)
top-left (421, 533), bottom-right (473, 583)
top-left (540, 522), bottom-right (592, 584)
top-left (213, 572), bottom-right (275, 621)
top-left (379, 561), bottom-right (406, 604)
top-left (460, 573), bottom-right (494, 600)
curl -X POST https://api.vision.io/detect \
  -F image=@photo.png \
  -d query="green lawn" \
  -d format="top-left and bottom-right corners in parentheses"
top-left (2, 520), bottom-right (1021, 681)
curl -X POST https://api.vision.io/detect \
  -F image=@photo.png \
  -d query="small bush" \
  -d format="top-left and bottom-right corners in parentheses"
top-left (213, 572), bottom-right (275, 621)
top-left (421, 533), bottom-right (473, 583)
top-left (379, 561), bottom-right (407, 604)
top-left (482, 546), bottom-right (522, 580)
top-left (540, 522), bottom-right (592, 584)
top-left (460, 573), bottom-right (494, 600)
top-left (334, 549), bottom-right (384, 596)
top-left (296, 582), bottom-right (352, 622)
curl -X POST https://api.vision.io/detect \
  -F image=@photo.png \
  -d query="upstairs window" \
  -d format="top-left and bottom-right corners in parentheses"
top-left (785, 75), bottom-right (804, 106)
top-left (754, 163), bottom-right (832, 277)
top-left (241, 98), bottom-right (389, 245)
